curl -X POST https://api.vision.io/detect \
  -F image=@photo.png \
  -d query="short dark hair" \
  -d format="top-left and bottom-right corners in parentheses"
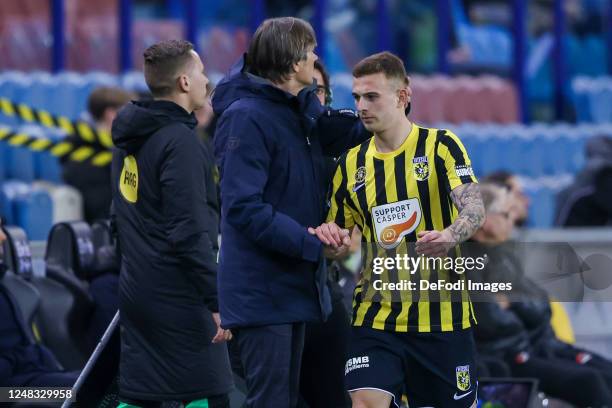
top-left (314, 60), bottom-right (332, 105)
top-left (352, 51), bottom-right (409, 87)
top-left (143, 39), bottom-right (194, 97)
top-left (483, 170), bottom-right (514, 190)
top-left (87, 87), bottom-right (133, 122)
top-left (314, 60), bottom-right (330, 89)
top-left (247, 17), bottom-right (316, 83)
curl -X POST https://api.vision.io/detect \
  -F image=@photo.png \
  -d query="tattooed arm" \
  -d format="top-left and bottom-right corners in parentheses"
top-left (415, 183), bottom-right (485, 257)
top-left (447, 183), bottom-right (485, 243)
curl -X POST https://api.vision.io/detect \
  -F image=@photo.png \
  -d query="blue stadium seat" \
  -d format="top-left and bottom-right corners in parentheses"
top-left (34, 129), bottom-right (64, 184)
top-left (51, 72), bottom-right (88, 119)
top-left (582, 35), bottom-right (607, 77)
top-left (0, 181), bottom-right (30, 225)
top-left (0, 139), bottom-right (6, 182)
top-left (120, 71), bottom-right (148, 94)
top-left (27, 72), bottom-right (55, 113)
top-left (0, 72), bottom-right (32, 105)
top-left (5, 135), bottom-right (35, 183)
top-left (590, 78), bottom-right (612, 123)
top-left (478, 125), bottom-right (508, 176)
top-left (82, 72), bottom-right (120, 119)
top-left (329, 74), bottom-right (354, 110)
top-left (459, 130), bottom-right (483, 177)
top-left (527, 187), bottom-right (555, 228)
top-left (14, 187), bottom-right (53, 241)
top-left (0, 72), bottom-right (29, 127)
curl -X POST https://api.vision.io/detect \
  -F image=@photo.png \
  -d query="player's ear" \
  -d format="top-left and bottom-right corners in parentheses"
top-left (177, 74), bottom-right (190, 93)
top-left (397, 87), bottom-right (409, 109)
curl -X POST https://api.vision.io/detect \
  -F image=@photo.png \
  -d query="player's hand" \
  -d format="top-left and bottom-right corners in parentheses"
top-left (211, 312), bottom-right (232, 343)
top-left (308, 222), bottom-right (349, 248)
top-left (415, 229), bottom-right (455, 257)
top-left (323, 242), bottom-right (351, 260)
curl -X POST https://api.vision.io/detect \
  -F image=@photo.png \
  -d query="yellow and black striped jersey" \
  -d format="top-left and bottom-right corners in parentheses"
top-left (327, 124), bottom-right (478, 333)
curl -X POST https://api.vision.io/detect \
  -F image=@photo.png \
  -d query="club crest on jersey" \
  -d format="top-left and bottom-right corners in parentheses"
top-left (371, 199), bottom-right (422, 249)
top-left (355, 166), bottom-right (367, 184)
top-left (456, 365), bottom-right (471, 391)
top-left (412, 156), bottom-right (429, 181)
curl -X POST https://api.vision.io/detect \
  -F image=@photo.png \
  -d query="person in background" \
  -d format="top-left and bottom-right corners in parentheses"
top-left (194, 82), bottom-right (221, 259)
top-left (483, 170), bottom-right (530, 227)
top-left (299, 59), bottom-right (351, 408)
top-left (555, 135), bottom-right (612, 226)
top-left (470, 183), bottom-right (612, 407)
top-left (0, 223), bottom-right (79, 388)
top-left (62, 87), bottom-right (134, 223)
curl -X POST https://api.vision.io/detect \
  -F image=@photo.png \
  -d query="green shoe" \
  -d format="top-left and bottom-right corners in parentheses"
top-left (185, 399), bottom-right (209, 408)
top-left (117, 403), bottom-right (142, 408)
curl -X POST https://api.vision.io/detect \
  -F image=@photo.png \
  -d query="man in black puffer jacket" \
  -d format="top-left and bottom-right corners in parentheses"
top-left (111, 40), bottom-right (233, 408)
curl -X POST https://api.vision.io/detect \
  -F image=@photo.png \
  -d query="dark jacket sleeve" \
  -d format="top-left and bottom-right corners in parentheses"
top-left (215, 111), bottom-right (322, 263)
top-left (0, 356), bottom-right (12, 380)
top-left (472, 302), bottom-right (526, 342)
top-left (160, 126), bottom-right (219, 312)
top-left (317, 108), bottom-right (371, 157)
top-left (594, 167), bottom-right (612, 214)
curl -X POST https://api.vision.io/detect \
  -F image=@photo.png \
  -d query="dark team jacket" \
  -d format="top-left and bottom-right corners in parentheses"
top-left (111, 100), bottom-right (232, 401)
top-left (213, 56), bottom-right (371, 328)
top-left (0, 285), bottom-right (65, 386)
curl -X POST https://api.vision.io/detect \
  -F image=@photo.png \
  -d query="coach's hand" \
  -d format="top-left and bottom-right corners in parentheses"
top-left (308, 222), bottom-right (350, 248)
top-left (308, 222), bottom-right (351, 259)
top-left (415, 230), bottom-right (455, 257)
top-left (211, 312), bottom-right (233, 343)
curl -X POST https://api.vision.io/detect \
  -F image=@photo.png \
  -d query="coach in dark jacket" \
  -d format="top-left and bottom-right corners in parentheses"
top-left (111, 40), bottom-right (232, 407)
top-left (213, 17), bottom-right (369, 408)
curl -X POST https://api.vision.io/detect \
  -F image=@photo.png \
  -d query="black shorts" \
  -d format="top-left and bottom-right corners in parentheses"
top-left (345, 326), bottom-right (478, 408)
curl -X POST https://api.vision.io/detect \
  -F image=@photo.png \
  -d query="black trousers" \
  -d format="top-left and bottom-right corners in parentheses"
top-left (235, 323), bottom-right (306, 408)
top-left (301, 296), bottom-right (351, 408)
top-left (509, 355), bottom-right (612, 407)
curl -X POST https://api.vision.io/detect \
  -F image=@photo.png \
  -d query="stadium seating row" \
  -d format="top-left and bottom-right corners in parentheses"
top-left (445, 122), bottom-right (612, 178)
top-left (0, 125), bottom-right (65, 183)
top-left (329, 73), bottom-right (519, 124)
top-left (1, 221), bottom-right (114, 371)
top-left (3, 70), bottom-right (611, 127)
top-left (0, 71), bottom-right (148, 121)
top-left (0, 180), bottom-right (82, 240)
top-left (0, 71), bottom-right (522, 125)
top-left (1, 119), bottom-right (610, 232)
top-left (572, 76), bottom-right (612, 124)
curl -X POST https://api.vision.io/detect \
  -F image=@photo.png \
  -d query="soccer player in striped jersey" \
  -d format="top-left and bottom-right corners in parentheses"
top-left (315, 52), bottom-right (485, 408)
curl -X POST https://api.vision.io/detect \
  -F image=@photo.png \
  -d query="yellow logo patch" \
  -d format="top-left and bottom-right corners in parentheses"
top-left (119, 155), bottom-right (138, 203)
top-left (456, 365), bottom-right (471, 391)
top-left (412, 156), bottom-right (429, 181)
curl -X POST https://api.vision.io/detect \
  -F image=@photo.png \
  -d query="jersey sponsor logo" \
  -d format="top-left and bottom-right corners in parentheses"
top-left (412, 155), bottom-right (429, 181)
top-left (456, 365), bottom-right (471, 391)
top-left (119, 155), bottom-right (138, 203)
top-left (371, 199), bottom-right (422, 249)
top-left (345, 355), bottom-right (370, 375)
top-left (455, 165), bottom-right (474, 178)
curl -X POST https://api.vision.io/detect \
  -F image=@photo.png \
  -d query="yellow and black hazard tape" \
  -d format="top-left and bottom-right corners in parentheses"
top-left (0, 127), bottom-right (112, 167)
top-left (0, 98), bottom-right (113, 148)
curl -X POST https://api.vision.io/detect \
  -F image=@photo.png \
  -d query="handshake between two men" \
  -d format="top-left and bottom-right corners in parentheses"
top-left (308, 222), bottom-right (457, 260)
